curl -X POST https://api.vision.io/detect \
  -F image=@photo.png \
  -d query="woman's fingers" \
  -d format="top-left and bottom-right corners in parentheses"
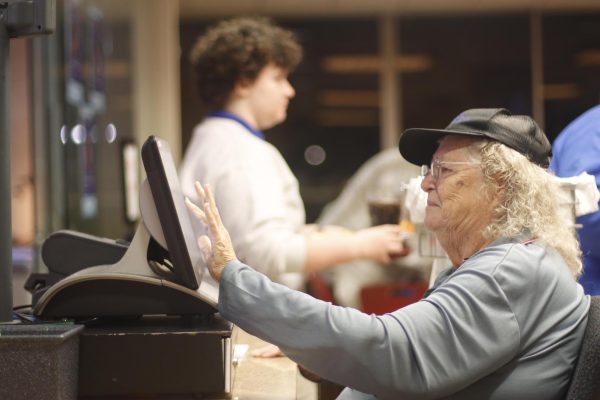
top-left (197, 235), bottom-right (212, 263)
top-left (202, 201), bottom-right (221, 240)
top-left (192, 181), bottom-right (214, 226)
top-left (189, 183), bottom-right (222, 240)
top-left (186, 182), bottom-right (237, 282)
top-left (185, 197), bottom-right (208, 225)
top-left (194, 181), bottom-right (206, 203)
top-left (250, 344), bottom-right (284, 358)
top-left (204, 184), bottom-right (224, 227)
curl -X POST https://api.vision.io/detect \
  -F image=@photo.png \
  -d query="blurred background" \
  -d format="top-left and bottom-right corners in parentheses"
top-left (8, 0), bottom-right (600, 304)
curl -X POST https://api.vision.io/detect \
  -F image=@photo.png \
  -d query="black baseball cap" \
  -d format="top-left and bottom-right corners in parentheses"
top-left (398, 108), bottom-right (552, 168)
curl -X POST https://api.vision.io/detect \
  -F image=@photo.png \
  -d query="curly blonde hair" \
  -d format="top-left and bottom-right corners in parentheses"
top-left (474, 141), bottom-right (582, 277)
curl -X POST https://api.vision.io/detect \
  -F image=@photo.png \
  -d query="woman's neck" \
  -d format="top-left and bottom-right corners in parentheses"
top-left (438, 231), bottom-right (493, 268)
top-left (223, 103), bottom-right (258, 130)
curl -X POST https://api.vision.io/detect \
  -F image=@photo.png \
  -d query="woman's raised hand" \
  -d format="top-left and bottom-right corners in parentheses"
top-left (185, 182), bottom-right (237, 281)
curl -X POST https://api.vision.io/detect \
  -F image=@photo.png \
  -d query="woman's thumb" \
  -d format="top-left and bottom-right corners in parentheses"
top-left (197, 235), bottom-right (213, 264)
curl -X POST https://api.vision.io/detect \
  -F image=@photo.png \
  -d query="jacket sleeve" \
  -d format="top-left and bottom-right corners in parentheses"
top-left (219, 260), bottom-right (520, 400)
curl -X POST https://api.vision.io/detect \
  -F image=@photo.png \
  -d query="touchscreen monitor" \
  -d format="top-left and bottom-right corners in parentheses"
top-left (141, 136), bottom-right (204, 290)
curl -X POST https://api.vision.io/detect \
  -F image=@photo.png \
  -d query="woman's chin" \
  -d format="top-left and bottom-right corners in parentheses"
top-left (424, 210), bottom-right (439, 229)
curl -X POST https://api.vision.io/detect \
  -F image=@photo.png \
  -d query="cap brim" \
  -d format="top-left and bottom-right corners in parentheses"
top-left (398, 128), bottom-right (485, 166)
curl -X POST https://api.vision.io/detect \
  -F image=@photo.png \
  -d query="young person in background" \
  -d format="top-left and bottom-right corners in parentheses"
top-left (180, 16), bottom-right (407, 291)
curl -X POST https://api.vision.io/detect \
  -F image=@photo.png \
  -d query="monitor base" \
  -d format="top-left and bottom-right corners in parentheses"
top-left (33, 222), bottom-right (217, 319)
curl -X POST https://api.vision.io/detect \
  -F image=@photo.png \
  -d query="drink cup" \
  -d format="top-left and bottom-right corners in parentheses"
top-left (368, 200), bottom-right (401, 226)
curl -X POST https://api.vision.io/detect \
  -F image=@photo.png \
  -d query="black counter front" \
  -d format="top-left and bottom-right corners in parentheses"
top-left (78, 314), bottom-right (233, 399)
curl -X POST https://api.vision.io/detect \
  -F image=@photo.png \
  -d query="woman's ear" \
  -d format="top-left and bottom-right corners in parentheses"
top-left (232, 76), bottom-right (253, 98)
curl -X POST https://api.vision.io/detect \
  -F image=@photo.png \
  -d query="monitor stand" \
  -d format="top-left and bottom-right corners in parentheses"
top-left (31, 178), bottom-right (233, 398)
top-left (33, 180), bottom-right (218, 319)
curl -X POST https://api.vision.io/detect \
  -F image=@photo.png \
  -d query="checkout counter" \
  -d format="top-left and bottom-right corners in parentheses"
top-left (233, 328), bottom-right (299, 399)
top-left (13, 136), bottom-right (337, 400)
top-left (233, 328), bottom-right (342, 400)
top-left (78, 323), bottom-right (302, 399)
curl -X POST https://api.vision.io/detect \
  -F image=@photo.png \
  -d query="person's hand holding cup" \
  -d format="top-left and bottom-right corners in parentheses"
top-left (366, 189), bottom-right (412, 260)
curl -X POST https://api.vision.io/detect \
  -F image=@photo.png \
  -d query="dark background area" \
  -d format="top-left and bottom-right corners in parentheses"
top-left (180, 13), bottom-right (600, 222)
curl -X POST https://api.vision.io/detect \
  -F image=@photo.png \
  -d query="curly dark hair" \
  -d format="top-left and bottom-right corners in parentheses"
top-left (190, 16), bottom-right (302, 111)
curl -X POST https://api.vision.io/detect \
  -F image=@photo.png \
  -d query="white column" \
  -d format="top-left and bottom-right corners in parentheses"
top-left (378, 16), bottom-right (402, 150)
top-left (530, 12), bottom-right (545, 129)
top-left (132, 0), bottom-right (182, 163)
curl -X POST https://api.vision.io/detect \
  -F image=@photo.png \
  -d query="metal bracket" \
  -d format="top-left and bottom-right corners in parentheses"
top-left (1, 0), bottom-right (55, 38)
top-left (0, 0), bottom-right (55, 322)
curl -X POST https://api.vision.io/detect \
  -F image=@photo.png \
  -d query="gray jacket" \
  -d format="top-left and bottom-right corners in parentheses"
top-left (219, 237), bottom-right (589, 399)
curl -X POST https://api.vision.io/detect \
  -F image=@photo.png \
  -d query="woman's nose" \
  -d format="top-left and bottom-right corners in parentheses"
top-left (420, 174), bottom-right (435, 192)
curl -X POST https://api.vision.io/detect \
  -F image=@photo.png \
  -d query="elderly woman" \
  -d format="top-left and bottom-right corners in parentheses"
top-left (186, 108), bottom-right (589, 400)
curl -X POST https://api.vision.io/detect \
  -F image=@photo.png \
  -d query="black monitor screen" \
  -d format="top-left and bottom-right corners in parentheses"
top-left (141, 136), bottom-right (204, 290)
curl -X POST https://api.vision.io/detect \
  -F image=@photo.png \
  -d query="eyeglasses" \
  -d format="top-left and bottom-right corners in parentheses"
top-left (421, 159), bottom-right (482, 181)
